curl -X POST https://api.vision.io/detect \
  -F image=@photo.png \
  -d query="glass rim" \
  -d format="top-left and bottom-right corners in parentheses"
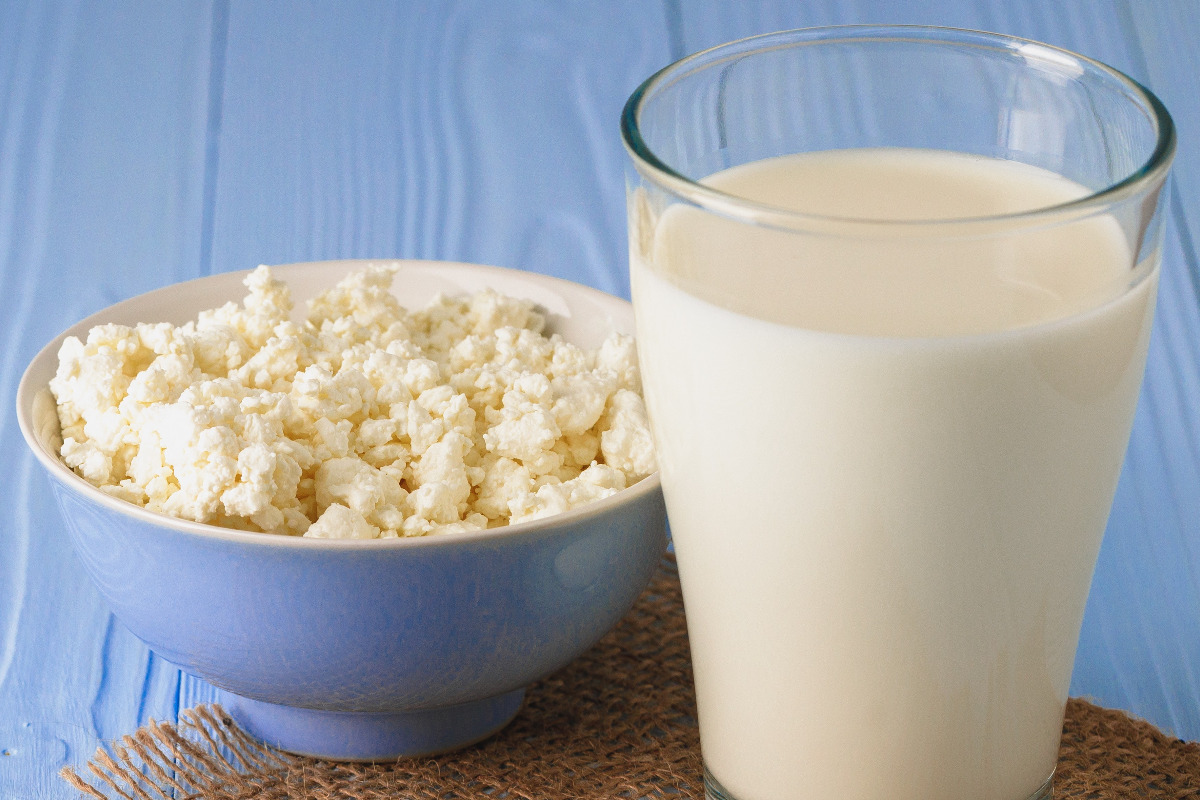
top-left (620, 25), bottom-right (1176, 234)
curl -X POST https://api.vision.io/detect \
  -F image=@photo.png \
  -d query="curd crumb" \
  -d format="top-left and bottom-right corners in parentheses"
top-left (50, 265), bottom-right (657, 538)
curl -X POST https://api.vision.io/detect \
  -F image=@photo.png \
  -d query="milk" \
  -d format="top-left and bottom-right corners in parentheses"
top-left (630, 150), bottom-right (1157, 800)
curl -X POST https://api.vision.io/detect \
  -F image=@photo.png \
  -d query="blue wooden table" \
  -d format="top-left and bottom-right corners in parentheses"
top-left (2, 3), bottom-right (1197, 797)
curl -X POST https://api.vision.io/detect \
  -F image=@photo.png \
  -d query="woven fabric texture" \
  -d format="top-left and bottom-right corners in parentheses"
top-left (62, 562), bottom-right (1200, 799)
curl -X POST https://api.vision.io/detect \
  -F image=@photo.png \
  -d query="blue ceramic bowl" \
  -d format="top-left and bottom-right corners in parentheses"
top-left (16, 260), bottom-right (667, 760)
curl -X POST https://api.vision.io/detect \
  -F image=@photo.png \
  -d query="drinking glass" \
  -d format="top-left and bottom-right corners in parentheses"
top-left (621, 26), bottom-right (1174, 800)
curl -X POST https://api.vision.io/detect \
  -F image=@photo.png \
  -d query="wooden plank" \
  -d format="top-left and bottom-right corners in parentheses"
top-left (0, 2), bottom-right (219, 796)
top-left (2, 4), bottom-right (1196, 798)
top-left (207, 0), bottom-right (673, 299)
top-left (672, 0), bottom-right (1144, 59)
top-left (1076, 0), bottom-right (1200, 739)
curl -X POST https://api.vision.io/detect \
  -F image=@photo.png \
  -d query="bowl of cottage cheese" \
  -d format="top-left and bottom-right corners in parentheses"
top-left (15, 260), bottom-right (667, 760)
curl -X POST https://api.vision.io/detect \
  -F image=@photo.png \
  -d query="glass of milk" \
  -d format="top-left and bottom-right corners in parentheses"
top-left (621, 26), bottom-right (1174, 800)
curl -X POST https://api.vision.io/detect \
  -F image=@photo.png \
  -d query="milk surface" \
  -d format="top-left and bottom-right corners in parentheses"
top-left (630, 149), bottom-right (1157, 800)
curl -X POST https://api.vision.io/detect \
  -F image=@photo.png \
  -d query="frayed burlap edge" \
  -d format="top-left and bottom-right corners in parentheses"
top-left (61, 700), bottom-right (1200, 800)
top-left (60, 704), bottom-right (297, 800)
top-left (61, 564), bottom-right (1200, 799)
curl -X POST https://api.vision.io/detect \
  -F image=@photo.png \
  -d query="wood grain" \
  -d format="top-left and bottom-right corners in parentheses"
top-left (0, 2), bottom-right (217, 796)
top-left (1, 3), bottom-right (1197, 797)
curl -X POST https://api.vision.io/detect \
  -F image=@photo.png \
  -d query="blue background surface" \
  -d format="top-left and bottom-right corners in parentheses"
top-left (1, 2), bottom-right (1197, 795)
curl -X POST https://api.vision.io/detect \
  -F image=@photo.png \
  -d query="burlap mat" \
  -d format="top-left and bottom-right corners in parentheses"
top-left (62, 559), bottom-right (1200, 799)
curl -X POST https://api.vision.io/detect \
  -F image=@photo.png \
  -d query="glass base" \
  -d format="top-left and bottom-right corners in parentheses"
top-left (702, 767), bottom-right (736, 800)
top-left (703, 764), bottom-right (1054, 800)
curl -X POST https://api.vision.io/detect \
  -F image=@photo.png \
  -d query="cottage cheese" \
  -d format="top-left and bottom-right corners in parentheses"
top-left (50, 265), bottom-right (656, 538)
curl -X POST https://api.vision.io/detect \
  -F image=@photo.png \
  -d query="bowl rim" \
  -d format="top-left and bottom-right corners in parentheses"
top-left (16, 259), bottom-right (662, 551)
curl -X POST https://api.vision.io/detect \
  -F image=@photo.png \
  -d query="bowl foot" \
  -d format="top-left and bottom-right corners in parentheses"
top-left (217, 688), bottom-right (526, 761)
